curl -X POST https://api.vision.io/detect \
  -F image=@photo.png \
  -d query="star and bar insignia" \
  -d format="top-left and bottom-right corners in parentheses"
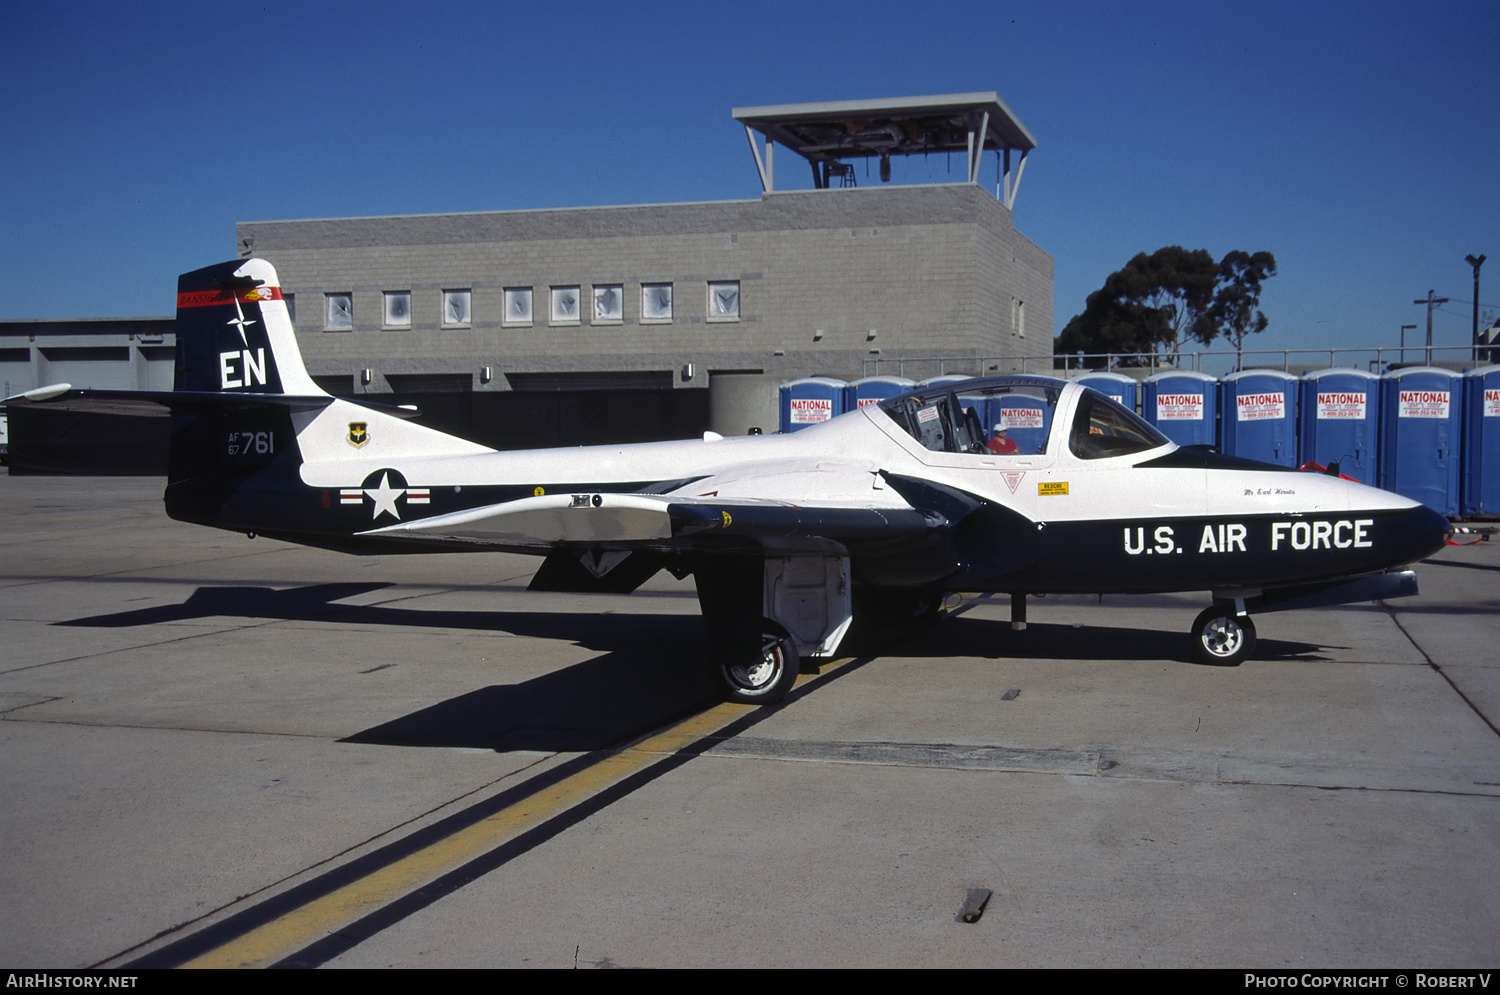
top-left (338, 469), bottom-right (430, 520)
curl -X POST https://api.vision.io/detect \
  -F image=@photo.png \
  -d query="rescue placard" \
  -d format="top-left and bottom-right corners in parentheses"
top-left (1038, 481), bottom-right (1069, 496)
top-left (1156, 393), bottom-right (1203, 420)
top-left (1316, 392), bottom-right (1367, 419)
top-left (1398, 390), bottom-right (1449, 418)
top-left (789, 398), bottom-right (833, 424)
top-left (1236, 392), bottom-right (1285, 421)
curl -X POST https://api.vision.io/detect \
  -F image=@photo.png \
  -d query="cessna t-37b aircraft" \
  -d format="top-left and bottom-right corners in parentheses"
top-left (6, 259), bottom-right (1453, 703)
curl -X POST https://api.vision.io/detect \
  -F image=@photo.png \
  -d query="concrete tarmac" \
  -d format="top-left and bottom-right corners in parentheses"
top-left (1, 475), bottom-right (1496, 968)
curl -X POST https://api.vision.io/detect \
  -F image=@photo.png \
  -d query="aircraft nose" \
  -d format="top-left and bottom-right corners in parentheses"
top-left (1390, 502), bottom-right (1452, 565)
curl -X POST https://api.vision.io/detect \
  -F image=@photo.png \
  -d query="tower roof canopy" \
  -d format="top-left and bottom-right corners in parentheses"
top-left (733, 92), bottom-right (1036, 165)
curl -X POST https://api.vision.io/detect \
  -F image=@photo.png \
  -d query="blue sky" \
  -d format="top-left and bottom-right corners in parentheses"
top-left (3, 0), bottom-right (1495, 364)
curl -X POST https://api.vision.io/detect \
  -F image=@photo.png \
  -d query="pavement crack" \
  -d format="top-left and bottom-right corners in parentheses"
top-left (694, 736), bottom-right (1500, 798)
top-left (1383, 601), bottom-right (1500, 741)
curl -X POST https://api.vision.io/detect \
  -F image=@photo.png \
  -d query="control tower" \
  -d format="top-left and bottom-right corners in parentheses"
top-left (734, 92), bottom-right (1036, 207)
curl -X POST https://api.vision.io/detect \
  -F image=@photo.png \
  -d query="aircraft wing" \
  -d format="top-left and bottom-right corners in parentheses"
top-left (358, 490), bottom-right (939, 550)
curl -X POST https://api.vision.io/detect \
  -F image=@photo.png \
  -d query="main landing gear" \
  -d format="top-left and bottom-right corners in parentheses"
top-left (696, 548), bottom-right (852, 706)
top-left (719, 626), bottom-right (802, 704)
top-left (1190, 604), bottom-right (1257, 666)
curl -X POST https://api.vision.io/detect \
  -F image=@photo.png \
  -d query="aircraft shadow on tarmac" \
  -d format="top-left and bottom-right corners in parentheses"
top-left (875, 613), bottom-right (1326, 664)
top-left (56, 582), bottom-right (1326, 751)
top-left (54, 582), bottom-right (708, 645)
top-left (59, 583), bottom-right (400, 627)
top-left (1419, 554), bottom-right (1500, 574)
top-left (58, 583), bottom-right (724, 751)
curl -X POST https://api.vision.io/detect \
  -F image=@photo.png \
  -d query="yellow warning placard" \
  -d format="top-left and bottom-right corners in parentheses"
top-left (1038, 481), bottom-right (1069, 496)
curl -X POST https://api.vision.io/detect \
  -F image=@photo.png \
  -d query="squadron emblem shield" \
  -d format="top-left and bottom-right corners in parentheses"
top-left (347, 422), bottom-right (369, 448)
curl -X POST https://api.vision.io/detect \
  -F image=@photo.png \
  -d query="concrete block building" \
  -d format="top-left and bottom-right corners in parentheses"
top-left (236, 93), bottom-right (1054, 436)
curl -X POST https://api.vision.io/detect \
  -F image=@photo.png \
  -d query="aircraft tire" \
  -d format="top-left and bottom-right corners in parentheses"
top-left (719, 629), bottom-right (800, 704)
top-left (1191, 606), bottom-right (1257, 666)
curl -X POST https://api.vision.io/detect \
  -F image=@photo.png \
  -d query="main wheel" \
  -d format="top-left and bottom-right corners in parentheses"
top-left (720, 631), bottom-right (800, 704)
top-left (1190, 606), bottom-right (1257, 666)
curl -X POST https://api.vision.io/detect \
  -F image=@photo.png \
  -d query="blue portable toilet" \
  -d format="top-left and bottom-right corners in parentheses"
top-left (1220, 370), bottom-right (1299, 466)
top-left (1142, 371), bottom-right (1219, 448)
top-left (778, 377), bottom-right (850, 433)
top-left (1072, 371), bottom-right (1140, 412)
top-left (1462, 365), bottom-right (1500, 517)
top-left (1298, 369), bottom-right (1381, 484)
top-left (1379, 367), bottom-right (1462, 516)
top-left (848, 375), bottom-right (915, 411)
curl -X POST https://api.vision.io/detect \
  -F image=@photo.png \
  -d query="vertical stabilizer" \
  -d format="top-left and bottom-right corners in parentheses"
top-left (174, 259), bottom-right (323, 397)
top-left (166, 259), bottom-right (321, 519)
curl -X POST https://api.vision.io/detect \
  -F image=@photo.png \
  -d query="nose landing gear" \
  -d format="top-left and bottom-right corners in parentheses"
top-left (1191, 605), bottom-right (1257, 666)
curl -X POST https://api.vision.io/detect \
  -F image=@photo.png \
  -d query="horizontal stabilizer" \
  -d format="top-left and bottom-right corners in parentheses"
top-left (2, 385), bottom-right (423, 419)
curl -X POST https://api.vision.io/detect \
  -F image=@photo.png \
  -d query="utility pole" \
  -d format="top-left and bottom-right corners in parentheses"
top-left (1466, 254), bottom-right (1486, 362)
top-left (1414, 290), bottom-right (1449, 366)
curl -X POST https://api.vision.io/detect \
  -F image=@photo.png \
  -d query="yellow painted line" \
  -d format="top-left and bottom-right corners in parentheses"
top-left (182, 661), bottom-right (854, 969)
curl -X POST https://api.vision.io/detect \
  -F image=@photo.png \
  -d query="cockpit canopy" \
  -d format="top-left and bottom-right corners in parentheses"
top-left (877, 376), bottom-right (1169, 460)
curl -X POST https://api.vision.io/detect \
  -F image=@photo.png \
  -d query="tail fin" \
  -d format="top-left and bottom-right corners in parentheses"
top-left (166, 259), bottom-right (327, 522)
top-left (174, 258), bottom-right (324, 397)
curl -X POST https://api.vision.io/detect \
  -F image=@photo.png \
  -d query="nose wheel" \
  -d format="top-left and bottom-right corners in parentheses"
top-left (1191, 606), bottom-right (1257, 666)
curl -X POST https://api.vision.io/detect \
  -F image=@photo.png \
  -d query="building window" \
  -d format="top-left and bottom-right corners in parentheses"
top-left (707, 281), bottom-right (740, 322)
top-left (383, 291), bottom-right (411, 328)
top-left (593, 284), bottom-right (623, 324)
top-left (442, 289), bottom-right (471, 327)
top-left (641, 283), bottom-right (673, 323)
top-left (550, 286), bottom-right (581, 325)
top-left (504, 287), bottom-right (533, 326)
top-left (1014, 299), bottom-right (1026, 338)
top-left (325, 293), bottom-right (353, 331)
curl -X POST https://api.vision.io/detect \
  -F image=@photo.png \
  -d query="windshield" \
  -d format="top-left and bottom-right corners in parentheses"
top-left (1068, 387), bottom-right (1170, 459)
top-left (879, 379), bottom-right (1062, 456)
